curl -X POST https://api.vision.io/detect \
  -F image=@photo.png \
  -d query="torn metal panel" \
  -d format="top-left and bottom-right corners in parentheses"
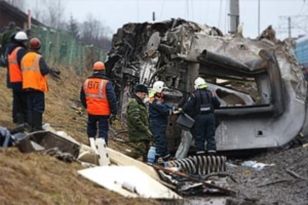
top-left (16, 131), bottom-right (80, 157)
top-left (107, 18), bottom-right (308, 151)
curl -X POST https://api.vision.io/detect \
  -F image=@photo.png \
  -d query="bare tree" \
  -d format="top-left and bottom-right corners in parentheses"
top-left (46, 0), bottom-right (65, 29)
top-left (68, 15), bottom-right (80, 39)
top-left (81, 14), bottom-right (101, 41)
top-left (29, 0), bottom-right (65, 29)
top-left (80, 14), bottom-right (112, 51)
top-left (31, 0), bottom-right (48, 22)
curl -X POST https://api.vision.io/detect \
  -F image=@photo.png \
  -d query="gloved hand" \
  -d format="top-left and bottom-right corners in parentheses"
top-left (49, 68), bottom-right (61, 80)
top-left (172, 107), bottom-right (183, 115)
top-left (51, 68), bottom-right (61, 75)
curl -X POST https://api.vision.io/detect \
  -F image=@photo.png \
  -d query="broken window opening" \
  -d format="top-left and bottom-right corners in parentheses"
top-left (198, 65), bottom-right (280, 116)
top-left (204, 75), bottom-right (269, 108)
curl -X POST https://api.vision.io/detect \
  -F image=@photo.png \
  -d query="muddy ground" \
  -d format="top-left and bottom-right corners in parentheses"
top-left (0, 67), bottom-right (307, 205)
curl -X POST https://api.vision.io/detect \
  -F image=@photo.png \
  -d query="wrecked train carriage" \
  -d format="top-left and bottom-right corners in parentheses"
top-left (106, 19), bottom-right (308, 151)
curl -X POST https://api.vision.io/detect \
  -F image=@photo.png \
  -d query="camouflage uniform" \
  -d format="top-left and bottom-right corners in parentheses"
top-left (126, 95), bottom-right (152, 161)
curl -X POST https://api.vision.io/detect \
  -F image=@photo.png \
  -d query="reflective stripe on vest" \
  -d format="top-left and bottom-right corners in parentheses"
top-left (21, 52), bottom-right (48, 92)
top-left (8, 47), bottom-right (22, 83)
top-left (83, 78), bottom-right (111, 115)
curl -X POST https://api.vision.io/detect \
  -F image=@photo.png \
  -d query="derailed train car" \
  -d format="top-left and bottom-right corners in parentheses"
top-left (106, 19), bottom-right (308, 152)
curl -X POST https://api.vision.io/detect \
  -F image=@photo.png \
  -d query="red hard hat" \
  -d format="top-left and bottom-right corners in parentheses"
top-left (29, 37), bottom-right (41, 50)
top-left (93, 61), bottom-right (105, 71)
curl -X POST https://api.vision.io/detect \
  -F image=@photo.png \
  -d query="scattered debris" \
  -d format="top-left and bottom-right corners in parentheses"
top-left (152, 164), bottom-right (236, 197)
top-left (78, 166), bottom-right (181, 199)
top-left (89, 137), bottom-right (110, 166)
top-left (241, 160), bottom-right (275, 171)
top-left (16, 130), bottom-right (80, 158)
top-left (0, 125), bottom-right (29, 148)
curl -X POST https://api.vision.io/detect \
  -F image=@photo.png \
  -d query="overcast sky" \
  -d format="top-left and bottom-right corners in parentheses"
top-left (26, 0), bottom-right (308, 39)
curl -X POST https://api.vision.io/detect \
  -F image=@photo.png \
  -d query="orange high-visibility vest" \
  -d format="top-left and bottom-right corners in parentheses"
top-left (83, 78), bottom-right (111, 115)
top-left (8, 47), bottom-right (22, 83)
top-left (21, 52), bottom-right (48, 92)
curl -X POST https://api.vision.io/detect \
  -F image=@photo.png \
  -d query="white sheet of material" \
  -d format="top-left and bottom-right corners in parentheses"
top-left (78, 166), bottom-right (181, 199)
top-left (95, 138), bottom-right (110, 166)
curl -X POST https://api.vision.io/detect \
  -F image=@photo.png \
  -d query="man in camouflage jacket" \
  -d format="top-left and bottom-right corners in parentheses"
top-left (126, 84), bottom-right (152, 161)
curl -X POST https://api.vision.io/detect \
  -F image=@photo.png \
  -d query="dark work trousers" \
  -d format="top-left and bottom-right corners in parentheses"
top-left (26, 90), bottom-right (45, 131)
top-left (87, 115), bottom-right (109, 143)
top-left (12, 89), bottom-right (27, 124)
top-left (193, 113), bottom-right (216, 152)
top-left (150, 119), bottom-right (169, 157)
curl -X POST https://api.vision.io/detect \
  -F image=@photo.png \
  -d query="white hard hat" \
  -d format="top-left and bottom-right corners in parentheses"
top-left (152, 81), bottom-right (166, 93)
top-left (14, 31), bottom-right (28, 41)
top-left (194, 77), bottom-right (208, 90)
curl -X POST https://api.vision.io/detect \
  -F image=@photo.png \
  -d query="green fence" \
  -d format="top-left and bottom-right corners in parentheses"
top-left (30, 25), bottom-right (106, 73)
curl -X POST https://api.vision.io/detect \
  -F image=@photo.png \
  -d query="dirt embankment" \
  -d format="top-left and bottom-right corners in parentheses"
top-left (0, 67), bottom-right (157, 205)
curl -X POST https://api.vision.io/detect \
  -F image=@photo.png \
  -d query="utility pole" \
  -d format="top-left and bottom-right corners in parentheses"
top-left (288, 17), bottom-right (291, 38)
top-left (229, 0), bottom-right (239, 34)
top-left (152, 11), bottom-right (156, 22)
top-left (278, 15), bottom-right (308, 38)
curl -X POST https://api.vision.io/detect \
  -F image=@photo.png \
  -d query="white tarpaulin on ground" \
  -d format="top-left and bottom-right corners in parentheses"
top-left (78, 165), bottom-right (181, 199)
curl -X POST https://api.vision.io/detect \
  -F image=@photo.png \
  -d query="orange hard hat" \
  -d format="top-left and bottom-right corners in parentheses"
top-left (93, 61), bottom-right (105, 71)
top-left (29, 37), bottom-right (41, 50)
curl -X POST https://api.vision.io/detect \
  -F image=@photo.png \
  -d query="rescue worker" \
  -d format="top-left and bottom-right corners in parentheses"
top-left (6, 31), bottom-right (28, 124)
top-left (149, 81), bottom-right (172, 160)
top-left (183, 77), bottom-right (220, 154)
top-left (0, 21), bottom-right (20, 66)
top-left (126, 84), bottom-right (152, 161)
top-left (80, 61), bottom-right (117, 144)
top-left (21, 37), bottom-right (51, 131)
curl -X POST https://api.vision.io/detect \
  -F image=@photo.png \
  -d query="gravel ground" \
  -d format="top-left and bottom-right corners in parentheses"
top-left (227, 146), bottom-right (308, 205)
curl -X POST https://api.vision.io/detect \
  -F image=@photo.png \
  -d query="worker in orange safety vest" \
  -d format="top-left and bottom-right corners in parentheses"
top-left (6, 31), bottom-right (28, 124)
top-left (21, 37), bottom-right (51, 131)
top-left (80, 61), bottom-right (117, 145)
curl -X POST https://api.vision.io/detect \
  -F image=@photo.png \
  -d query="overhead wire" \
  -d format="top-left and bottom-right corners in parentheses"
top-left (297, 0), bottom-right (307, 16)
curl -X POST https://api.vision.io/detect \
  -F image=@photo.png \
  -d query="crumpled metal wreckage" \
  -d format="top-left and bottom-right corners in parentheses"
top-left (106, 18), bottom-right (308, 154)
